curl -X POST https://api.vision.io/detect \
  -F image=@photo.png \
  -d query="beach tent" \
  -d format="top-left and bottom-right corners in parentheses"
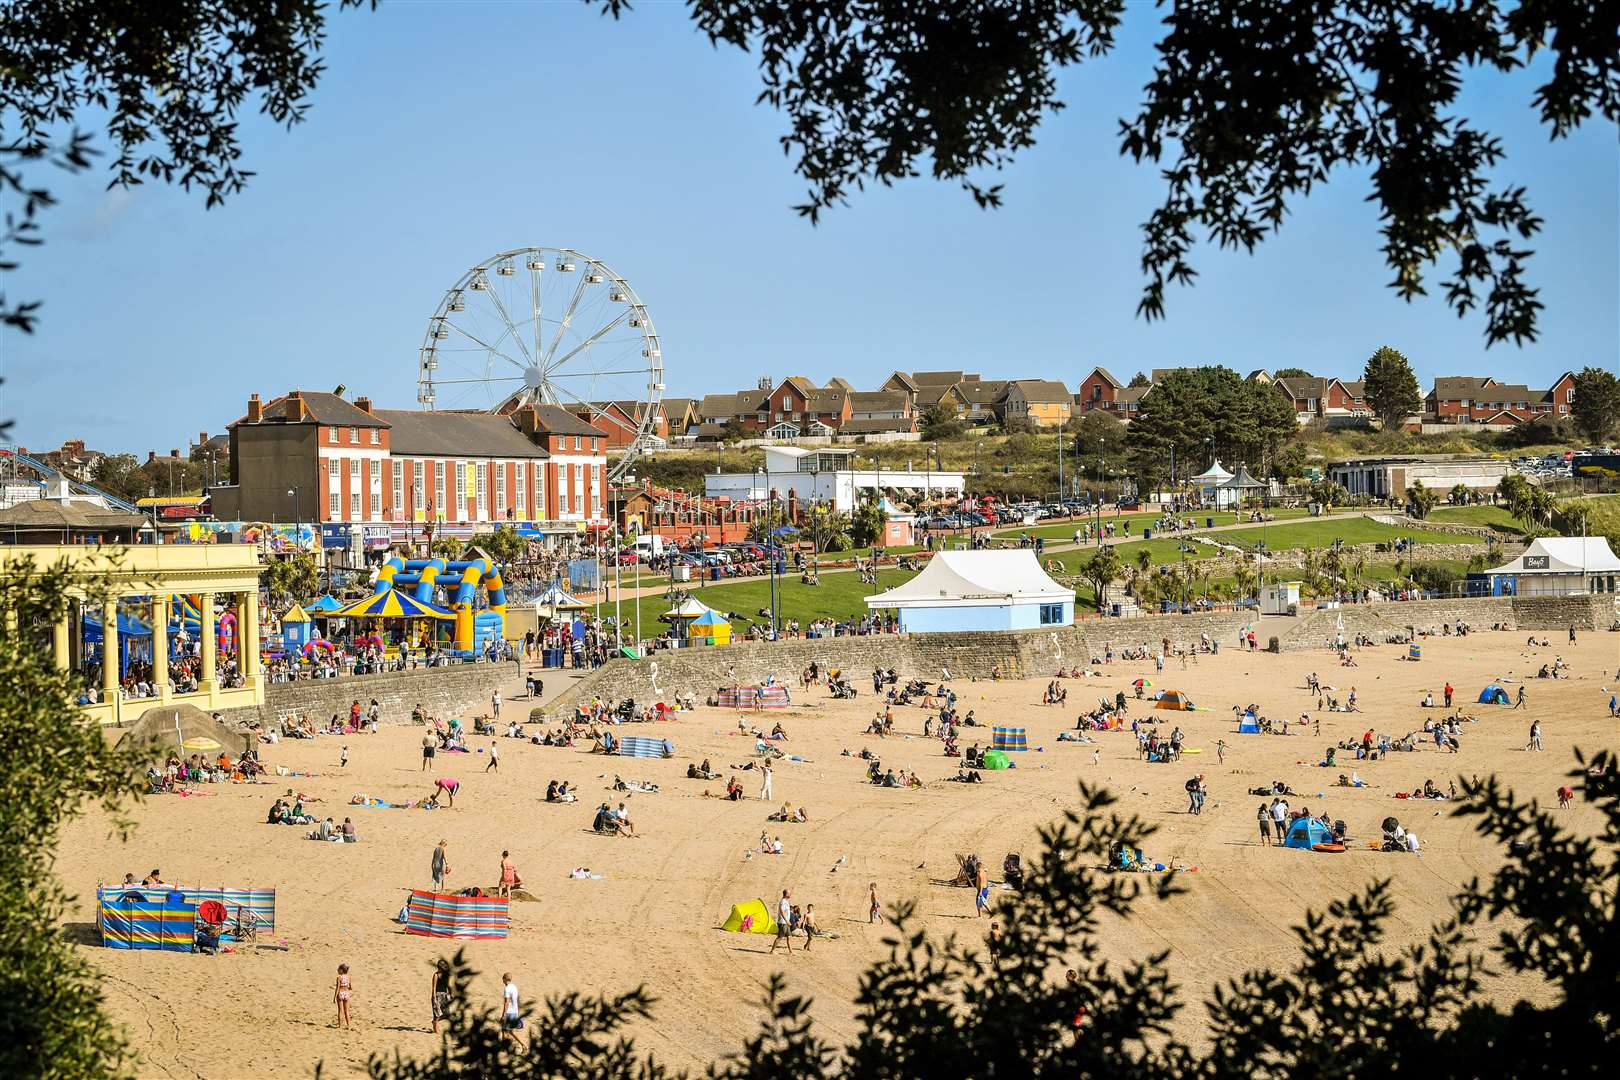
top-left (687, 609), bottom-right (732, 646)
top-left (305, 594), bottom-right (343, 613)
top-left (405, 890), bottom-right (509, 940)
top-left (981, 750), bottom-right (1011, 770)
top-left (721, 898), bottom-right (778, 935)
top-left (1236, 713), bottom-right (1262, 734)
top-left (97, 889), bottom-right (196, 951)
top-left (990, 726), bottom-right (1028, 752)
top-left (1155, 690), bottom-right (1195, 711)
top-left (1283, 817), bottom-right (1338, 850)
top-left (618, 735), bottom-right (675, 759)
top-left (533, 580), bottom-right (589, 617)
top-left (1478, 685), bottom-right (1511, 705)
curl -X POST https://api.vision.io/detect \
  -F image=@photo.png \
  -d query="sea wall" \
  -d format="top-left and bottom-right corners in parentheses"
top-left (1276, 593), bottom-right (1612, 651)
top-left (542, 609), bottom-right (1254, 712)
top-left (218, 661), bottom-right (520, 728)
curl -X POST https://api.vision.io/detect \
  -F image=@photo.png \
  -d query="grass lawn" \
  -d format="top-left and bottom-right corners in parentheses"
top-left (1427, 505), bottom-right (1528, 535)
top-left (1212, 519), bottom-right (1482, 551)
top-left (1043, 537), bottom-right (1211, 575)
top-left (991, 506), bottom-right (1312, 542)
top-left (604, 568), bottom-right (921, 641)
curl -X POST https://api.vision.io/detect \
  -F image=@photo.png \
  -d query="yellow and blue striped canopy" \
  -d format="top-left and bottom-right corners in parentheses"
top-left (332, 590), bottom-right (454, 620)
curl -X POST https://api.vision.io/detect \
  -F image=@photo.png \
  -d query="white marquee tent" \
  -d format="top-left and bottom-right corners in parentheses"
top-left (865, 549), bottom-right (1074, 632)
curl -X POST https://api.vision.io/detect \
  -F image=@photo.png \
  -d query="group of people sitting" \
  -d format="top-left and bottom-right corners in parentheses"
top-left (1136, 726), bottom-right (1187, 763)
top-left (591, 801), bottom-right (638, 837)
top-left (1398, 778), bottom-right (1454, 801)
top-left (866, 759), bottom-right (923, 788)
top-left (306, 816), bottom-right (358, 842)
top-left (766, 802), bottom-right (809, 823)
top-left (148, 748), bottom-right (266, 792)
top-left (1042, 680), bottom-right (1069, 706)
top-left (543, 779), bottom-right (577, 803)
top-left (266, 791), bottom-right (319, 825)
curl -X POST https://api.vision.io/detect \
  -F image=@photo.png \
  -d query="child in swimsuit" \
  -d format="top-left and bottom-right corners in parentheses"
top-left (334, 964), bottom-right (353, 1030)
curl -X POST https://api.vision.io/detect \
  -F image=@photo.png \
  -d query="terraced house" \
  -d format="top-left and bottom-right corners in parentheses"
top-left (1426, 373), bottom-right (1577, 425)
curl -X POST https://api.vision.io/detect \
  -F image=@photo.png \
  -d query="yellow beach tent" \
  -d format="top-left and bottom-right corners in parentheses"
top-left (721, 898), bottom-right (777, 935)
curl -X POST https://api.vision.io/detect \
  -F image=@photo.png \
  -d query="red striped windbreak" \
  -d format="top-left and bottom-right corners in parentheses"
top-left (405, 890), bottom-right (509, 939)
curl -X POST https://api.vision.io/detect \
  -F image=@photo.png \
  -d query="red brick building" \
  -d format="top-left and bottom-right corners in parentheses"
top-left (211, 390), bottom-right (609, 542)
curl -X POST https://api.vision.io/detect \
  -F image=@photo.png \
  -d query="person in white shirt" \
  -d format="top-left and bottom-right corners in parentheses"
top-left (769, 889), bottom-right (794, 955)
top-left (500, 973), bottom-right (526, 1049)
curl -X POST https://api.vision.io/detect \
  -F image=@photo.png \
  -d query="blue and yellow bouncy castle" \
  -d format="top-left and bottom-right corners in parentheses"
top-left (373, 557), bottom-right (507, 654)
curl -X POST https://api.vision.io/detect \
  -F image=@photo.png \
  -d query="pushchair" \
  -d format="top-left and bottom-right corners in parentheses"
top-left (1002, 852), bottom-right (1024, 891)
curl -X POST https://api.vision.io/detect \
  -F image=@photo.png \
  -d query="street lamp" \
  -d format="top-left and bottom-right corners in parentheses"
top-left (1095, 437), bottom-right (1105, 547)
top-left (287, 487), bottom-right (301, 546)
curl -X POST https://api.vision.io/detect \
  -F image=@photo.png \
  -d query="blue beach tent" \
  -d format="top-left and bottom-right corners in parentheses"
top-left (1283, 817), bottom-right (1337, 850)
top-left (1478, 685), bottom-right (1510, 705)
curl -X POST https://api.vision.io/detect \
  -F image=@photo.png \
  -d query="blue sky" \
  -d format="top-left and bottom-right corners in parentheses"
top-left (5, 1), bottom-right (1615, 453)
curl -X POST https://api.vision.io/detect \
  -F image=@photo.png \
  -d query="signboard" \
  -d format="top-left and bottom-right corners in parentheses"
top-left (1523, 555), bottom-right (1550, 570)
top-left (362, 525), bottom-right (393, 550)
top-left (320, 524), bottom-right (353, 549)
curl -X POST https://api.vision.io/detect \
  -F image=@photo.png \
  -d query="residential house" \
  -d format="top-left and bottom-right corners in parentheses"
top-left (1002, 380), bottom-right (1073, 428)
top-left (1425, 372), bottom-right (1576, 425)
top-left (848, 391), bottom-right (912, 421)
top-left (955, 379), bottom-right (1008, 422)
top-left (1272, 375), bottom-right (1365, 423)
top-left (1076, 367), bottom-right (1125, 413)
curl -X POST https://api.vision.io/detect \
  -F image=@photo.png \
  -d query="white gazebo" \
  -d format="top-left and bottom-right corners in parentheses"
top-left (865, 549), bottom-right (1073, 632)
top-left (1477, 537), bottom-right (1620, 597)
top-left (1192, 460), bottom-right (1234, 506)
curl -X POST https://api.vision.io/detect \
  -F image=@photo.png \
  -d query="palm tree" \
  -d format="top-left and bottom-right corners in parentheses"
top-left (1232, 562), bottom-right (1257, 600)
top-left (1135, 547), bottom-right (1152, 574)
top-left (1448, 482), bottom-right (1470, 505)
top-left (1080, 546), bottom-right (1123, 611)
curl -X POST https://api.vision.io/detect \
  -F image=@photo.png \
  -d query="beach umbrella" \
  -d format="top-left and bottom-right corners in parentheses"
top-left (181, 736), bottom-right (222, 752)
top-left (331, 590), bottom-right (454, 620)
top-left (1132, 678), bottom-right (1152, 688)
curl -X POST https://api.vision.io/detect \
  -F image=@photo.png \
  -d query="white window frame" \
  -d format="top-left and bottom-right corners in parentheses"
top-left (557, 464), bottom-right (568, 514)
top-left (476, 462), bottom-right (487, 519)
top-left (455, 462), bottom-right (467, 519)
top-left (370, 491), bottom-right (381, 519)
top-left (412, 460), bottom-right (424, 517)
top-left (328, 427), bottom-right (337, 443)
top-left (329, 491), bottom-right (340, 517)
top-left (434, 460), bottom-right (446, 519)
top-left (349, 427), bottom-right (359, 444)
top-left (369, 429), bottom-right (379, 445)
top-left (350, 491), bottom-right (361, 518)
top-left (495, 462), bottom-right (507, 516)
top-left (515, 462), bottom-right (526, 513)
top-left (591, 464), bottom-right (602, 513)
top-left (392, 460), bottom-right (404, 519)
top-left (535, 464), bottom-right (546, 516)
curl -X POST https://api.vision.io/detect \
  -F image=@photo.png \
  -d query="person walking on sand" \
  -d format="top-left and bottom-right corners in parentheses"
top-left (429, 958), bottom-right (451, 1034)
top-left (769, 889), bottom-right (794, 955)
top-left (974, 861), bottom-right (991, 917)
top-left (868, 882), bottom-right (882, 924)
top-left (340, 745), bottom-right (349, 769)
top-left (486, 740), bottom-right (500, 773)
top-left (1216, 739), bottom-right (1227, 764)
top-left (431, 840), bottom-right (451, 891)
top-left (500, 973), bottom-right (527, 1050)
top-left (421, 731), bottom-right (436, 771)
top-left (801, 903), bottom-right (818, 950)
top-left (334, 964), bottom-right (354, 1030)
top-left (760, 762), bottom-right (773, 801)
top-left (1526, 719), bottom-right (1543, 752)
top-left (491, 689), bottom-right (502, 720)
top-left (1515, 685), bottom-right (1527, 709)
top-left (498, 850), bottom-right (522, 896)
top-left (1257, 803), bottom-right (1272, 846)
top-left (1444, 682), bottom-right (1454, 708)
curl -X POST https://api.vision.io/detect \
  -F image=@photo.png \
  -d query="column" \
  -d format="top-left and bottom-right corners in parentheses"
top-left (199, 592), bottom-right (217, 690)
top-left (151, 596), bottom-right (170, 701)
top-left (101, 599), bottom-right (119, 698)
top-left (51, 615), bottom-right (70, 670)
top-left (243, 590), bottom-right (261, 686)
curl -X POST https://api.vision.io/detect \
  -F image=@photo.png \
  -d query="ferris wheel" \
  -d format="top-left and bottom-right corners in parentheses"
top-left (416, 246), bottom-right (665, 480)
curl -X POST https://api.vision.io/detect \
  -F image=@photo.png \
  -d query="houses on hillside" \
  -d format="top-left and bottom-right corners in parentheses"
top-left (673, 363), bottom-right (1579, 442)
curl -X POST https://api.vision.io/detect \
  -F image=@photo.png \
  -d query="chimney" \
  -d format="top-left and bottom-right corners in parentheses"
top-left (170, 448), bottom-right (180, 459)
top-left (355, 396), bottom-right (372, 415)
top-left (246, 393), bottom-right (262, 424)
top-left (198, 431), bottom-right (208, 446)
top-left (146, 451), bottom-right (157, 464)
top-left (513, 404), bottom-right (539, 436)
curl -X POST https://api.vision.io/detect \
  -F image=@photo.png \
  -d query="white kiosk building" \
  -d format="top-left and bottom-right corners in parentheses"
top-left (865, 549), bottom-right (1074, 632)
top-left (1474, 537), bottom-right (1620, 597)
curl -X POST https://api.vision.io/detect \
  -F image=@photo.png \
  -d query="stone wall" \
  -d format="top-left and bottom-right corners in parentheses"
top-left (1276, 593), bottom-right (1612, 650)
top-left (543, 609), bottom-right (1255, 712)
top-left (219, 661), bottom-right (520, 728)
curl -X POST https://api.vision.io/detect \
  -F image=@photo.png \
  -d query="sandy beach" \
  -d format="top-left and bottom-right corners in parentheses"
top-left (59, 627), bottom-right (1618, 1078)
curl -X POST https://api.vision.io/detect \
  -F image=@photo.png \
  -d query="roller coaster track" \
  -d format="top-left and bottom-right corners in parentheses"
top-left (0, 445), bottom-right (141, 513)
